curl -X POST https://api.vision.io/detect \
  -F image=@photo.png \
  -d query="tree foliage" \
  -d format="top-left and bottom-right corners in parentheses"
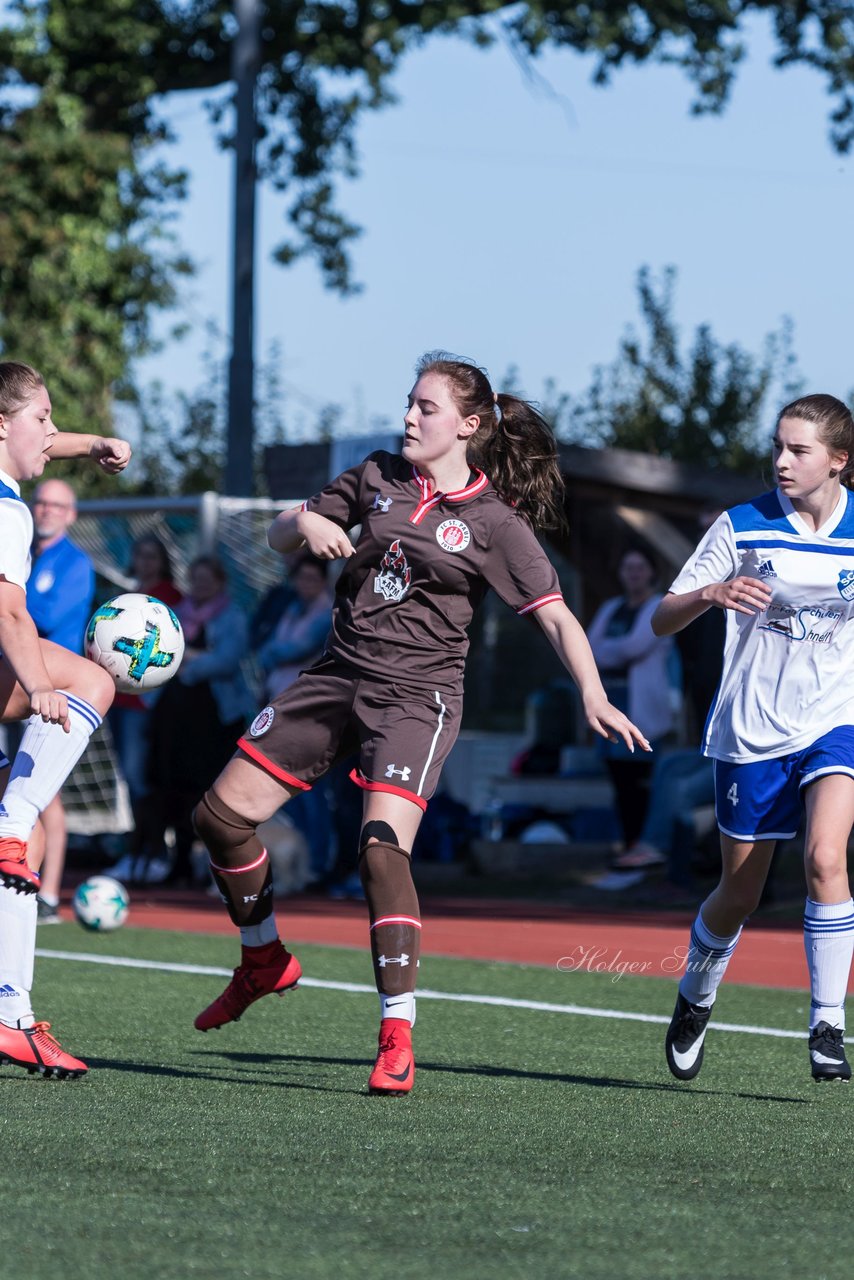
top-left (553, 265), bottom-right (803, 471)
top-left (0, 3), bottom-right (192, 480)
top-left (2, 0), bottom-right (852, 293)
top-left (0, 0), bottom-right (850, 477)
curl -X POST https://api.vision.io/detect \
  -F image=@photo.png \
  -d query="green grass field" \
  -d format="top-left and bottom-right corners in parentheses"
top-left (3, 923), bottom-right (853, 1280)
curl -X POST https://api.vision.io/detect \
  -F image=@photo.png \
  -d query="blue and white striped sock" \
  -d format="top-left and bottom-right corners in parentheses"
top-left (678, 911), bottom-right (743, 1009)
top-left (804, 897), bottom-right (854, 1031)
top-left (0, 693), bottom-right (102, 840)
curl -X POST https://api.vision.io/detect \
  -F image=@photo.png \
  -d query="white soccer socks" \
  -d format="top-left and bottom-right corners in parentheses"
top-left (0, 884), bottom-right (36, 1028)
top-left (804, 897), bottom-right (854, 1031)
top-left (0, 694), bottom-right (101, 840)
top-left (678, 911), bottom-right (743, 1008)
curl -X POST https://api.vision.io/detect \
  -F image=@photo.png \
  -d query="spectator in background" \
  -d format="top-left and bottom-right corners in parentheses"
top-left (256, 554), bottom-right (334, 701)
top-left (146, 555), bottom-right (253, 885)
top-left (107, 533), bottom-right (182, 883)
top-left (587, 546), bottom-right (675, 855)
top-left (596, 511), bottom-right (725, 890)
top-left (26, 478), bottom-right (95, 924)
top-left (253, 553), bottom-right (336, 883)
top-left (249, 550), bottom-right (298, 654)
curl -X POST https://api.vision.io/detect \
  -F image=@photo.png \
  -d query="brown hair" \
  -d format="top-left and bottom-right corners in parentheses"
top-left (415, 351), bottom-right (565, 530)
top-left (130, 533), bottom-right (175, 583)
top-left (189, 554), bottom-right (228, 586)
top-left (0, 362), bottom-right (45, 417)
top-left (777, 393), bottom-right (854, 487)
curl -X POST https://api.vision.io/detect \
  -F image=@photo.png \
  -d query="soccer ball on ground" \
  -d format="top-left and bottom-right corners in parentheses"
top-left (72, 876), bottom-right (130, 932)
top-left (85, 593), bottom-right (184, 695)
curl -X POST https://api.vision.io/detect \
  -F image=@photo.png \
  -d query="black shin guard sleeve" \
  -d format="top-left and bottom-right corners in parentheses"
top-left (193, 790), bottom-right (273, 928)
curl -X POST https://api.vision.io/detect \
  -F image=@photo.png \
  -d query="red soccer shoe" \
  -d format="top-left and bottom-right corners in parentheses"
top-left (0, 1021), bottom-right (88, 1079)
top-left (368, 1018), bottom-right (415, 1096)
top-left (0, 838), bottom-right (39, 895)
top-left (194, 943), bottom-right (302, 1032)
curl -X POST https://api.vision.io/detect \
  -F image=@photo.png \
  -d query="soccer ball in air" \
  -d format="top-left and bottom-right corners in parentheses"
top-left (72, 876), bottom-right (130, 932)
top-left (85, 593), bottom-right (184, 695)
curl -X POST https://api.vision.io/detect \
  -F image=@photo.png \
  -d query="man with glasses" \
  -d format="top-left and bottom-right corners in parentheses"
top-left (26, 479), bottom-right (95, 922)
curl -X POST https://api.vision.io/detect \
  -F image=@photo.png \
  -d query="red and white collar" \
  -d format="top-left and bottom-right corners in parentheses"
top-left (409, 466), bottom-right (489, 525)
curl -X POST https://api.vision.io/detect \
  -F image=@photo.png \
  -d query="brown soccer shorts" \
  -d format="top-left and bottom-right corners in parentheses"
top-left (237, 657), bottom-right (462, 811)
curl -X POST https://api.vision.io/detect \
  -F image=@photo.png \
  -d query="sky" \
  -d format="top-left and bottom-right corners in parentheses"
top-left (137, 14), bottom-right (854, 442)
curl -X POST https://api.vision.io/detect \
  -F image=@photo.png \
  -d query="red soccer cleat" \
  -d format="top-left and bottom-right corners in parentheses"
top-left (0, 1021), bottom-right (88, 1079)
top-left (368, 1018), bottom-right (415, 1096)
top-left (0, 838), bottom-right (39, 895)
top-left (194, 943), bottom-right (302, 1031)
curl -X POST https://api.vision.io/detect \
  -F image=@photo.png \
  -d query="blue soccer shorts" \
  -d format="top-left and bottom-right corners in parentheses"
top-left (714, 725), bottom-right (854, 842)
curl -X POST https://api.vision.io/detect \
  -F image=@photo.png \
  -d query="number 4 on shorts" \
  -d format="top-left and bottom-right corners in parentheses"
top-left (727, 782), bottom-right (739, 807)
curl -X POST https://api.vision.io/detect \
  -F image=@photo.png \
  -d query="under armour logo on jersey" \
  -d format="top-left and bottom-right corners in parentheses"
top-left (757, 559), bottom-right (777, 579)
top-left (838, 570), bottom-right (854, 601)
top-left (384, 763), bottom-right (411, 781)
top-left (373, 494), bottom-right (393, 512)
top-left (378, 954), bottom-right (410, 968)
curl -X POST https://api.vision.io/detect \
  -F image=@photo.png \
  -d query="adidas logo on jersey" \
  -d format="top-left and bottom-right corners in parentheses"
top-left (0, 983), bottom-right (19, 998)
top-left (757, 559), bottom-right (777, 578)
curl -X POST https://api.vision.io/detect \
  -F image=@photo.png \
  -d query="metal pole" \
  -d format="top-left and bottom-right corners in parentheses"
top-left (225, 0), bottom-right (260, 496)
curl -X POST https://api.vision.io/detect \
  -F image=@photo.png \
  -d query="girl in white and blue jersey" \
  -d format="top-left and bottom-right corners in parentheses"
top-left (654, 393), bottom-right (854, 1084)
top-left (0, 360), bottom-right (131, 1079)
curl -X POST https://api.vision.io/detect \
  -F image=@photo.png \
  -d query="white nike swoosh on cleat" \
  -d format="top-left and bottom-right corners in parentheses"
top-left (672, 1034), bottom-right (707, 1070)
top-left (811, 1050), bottom-right (845, 1066)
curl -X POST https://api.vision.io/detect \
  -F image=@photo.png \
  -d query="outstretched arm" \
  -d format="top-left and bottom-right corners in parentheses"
top-left (533, 600), bottom-right (652, 753)
top-left (47, 432), bottom-right (132, 474)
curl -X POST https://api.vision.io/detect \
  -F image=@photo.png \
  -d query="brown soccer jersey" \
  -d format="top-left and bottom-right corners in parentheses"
top-left (301, 451), bottom-right (563, 693)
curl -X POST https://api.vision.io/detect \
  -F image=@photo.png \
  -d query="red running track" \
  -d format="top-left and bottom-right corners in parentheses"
top-left (56, 887), bottom-right (817, 992)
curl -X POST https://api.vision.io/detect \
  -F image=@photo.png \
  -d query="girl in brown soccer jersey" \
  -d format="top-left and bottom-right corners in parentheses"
top-left (192, 351), bottom-right (651, 1094)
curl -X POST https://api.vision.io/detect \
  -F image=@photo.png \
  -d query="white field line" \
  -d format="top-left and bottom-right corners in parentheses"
top-left (36, 947), bottom-right (803, 1042)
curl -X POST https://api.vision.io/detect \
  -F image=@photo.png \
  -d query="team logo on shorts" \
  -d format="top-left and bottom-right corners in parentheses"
top-left (436, 519), bottom-right (470, 553)
top-left (838, 570), bottom-right (854, 601)
top-left (374, 540), bottom-right (411, 603)
top-left (249, 706), bottom-right (275, 737)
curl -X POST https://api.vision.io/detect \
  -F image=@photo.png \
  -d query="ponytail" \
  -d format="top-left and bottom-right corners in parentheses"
top-left (471, 393), bottom-right (565, 530)
top-left (414, 351), bottom-right (565, 530)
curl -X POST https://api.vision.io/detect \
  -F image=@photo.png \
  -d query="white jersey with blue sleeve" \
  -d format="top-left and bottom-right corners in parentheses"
top-left (0, 468), bottom-right (32, 590)
top-left (669, 487), bottom-right (854, 762)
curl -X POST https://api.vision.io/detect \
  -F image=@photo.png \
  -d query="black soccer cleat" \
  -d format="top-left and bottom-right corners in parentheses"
top-left (665, 992), bottom-right (712, 1081)
top-left (809, 1022), bottom-right (852, 1083)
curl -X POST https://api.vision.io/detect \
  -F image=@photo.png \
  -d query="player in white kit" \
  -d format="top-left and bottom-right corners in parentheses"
top-left (655, 393), bottom-right (854, 1082)
top-left (0, 361), bottom-right (130, 1078)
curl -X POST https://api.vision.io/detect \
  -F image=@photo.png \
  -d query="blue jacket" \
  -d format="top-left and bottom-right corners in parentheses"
top-left (177, 601), bottom-right (254, 726)
top-left (27, 535), bottom-right (95, 654)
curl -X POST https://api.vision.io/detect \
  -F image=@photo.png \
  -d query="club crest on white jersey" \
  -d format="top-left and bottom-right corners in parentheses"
top-left (436, 519), bottom-right (470, 553)
top-left (838, 570), bottom-right (854, 601)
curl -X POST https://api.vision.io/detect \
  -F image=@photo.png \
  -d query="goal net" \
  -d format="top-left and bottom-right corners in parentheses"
top-left (60, 493), bottom-right (293, 836)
